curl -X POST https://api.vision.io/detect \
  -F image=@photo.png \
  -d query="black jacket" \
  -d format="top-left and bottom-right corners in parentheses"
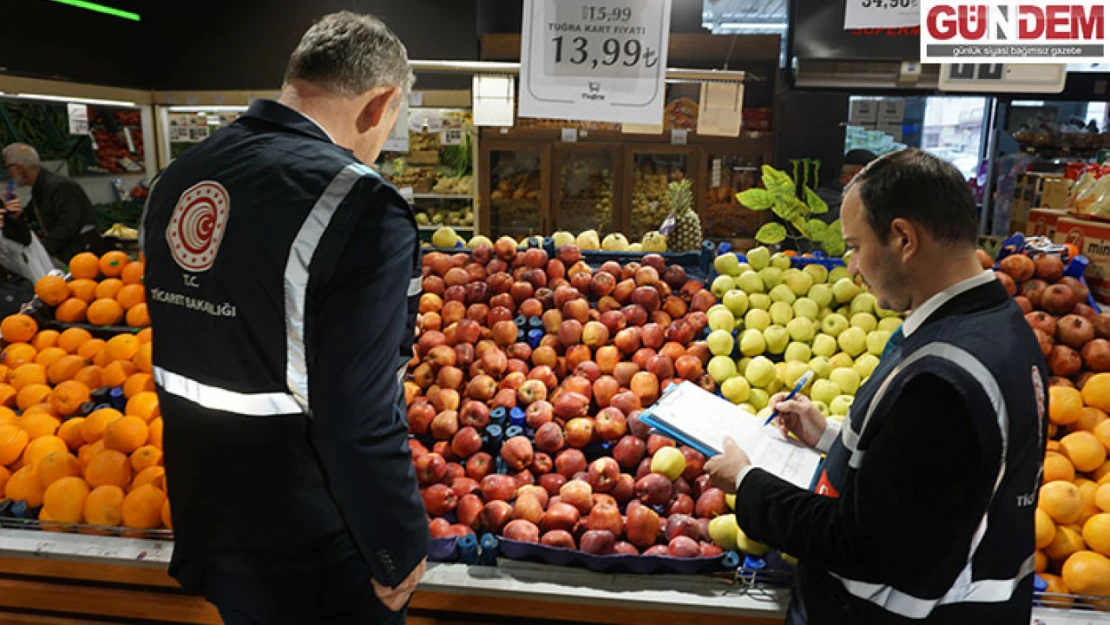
top-left (25, 169), bottom-right (97, 261)
top-left (141, 99), bottom-right (427, 588)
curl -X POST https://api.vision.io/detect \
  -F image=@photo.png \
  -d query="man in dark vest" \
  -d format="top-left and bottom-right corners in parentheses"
top-left (707, 149), bottom-right (1047, 624)
top-left (141, 12), bottom-right (426, 624)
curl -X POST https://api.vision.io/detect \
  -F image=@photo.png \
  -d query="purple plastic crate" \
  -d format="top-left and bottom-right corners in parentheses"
top-left (497, 538), bottom-right (728, 575)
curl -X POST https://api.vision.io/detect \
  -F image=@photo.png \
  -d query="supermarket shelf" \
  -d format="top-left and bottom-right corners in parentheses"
top-left (419, 225), bottom-right (473, 231)
top-left (412, 193), bottom-right (475, 200)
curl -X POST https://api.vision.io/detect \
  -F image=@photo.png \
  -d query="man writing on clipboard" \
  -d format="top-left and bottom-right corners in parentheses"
top-left (705, 149), bottom-right (1047, 624)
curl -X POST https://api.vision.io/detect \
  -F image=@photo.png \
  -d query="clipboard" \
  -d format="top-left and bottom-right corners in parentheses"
top-left (640, 382), bottom-right (823, 490)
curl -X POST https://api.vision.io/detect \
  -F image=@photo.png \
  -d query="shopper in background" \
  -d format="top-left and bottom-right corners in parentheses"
top-left (141, 12), bottom-right (426, 625)
top-left (814, 148), bottom-right (877, 223)
top-left (706, 149), bottom-right (1046, 624)
top-left (2, 143), bottom-right (97, 264)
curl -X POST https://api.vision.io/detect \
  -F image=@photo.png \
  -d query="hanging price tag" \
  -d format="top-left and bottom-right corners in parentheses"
top-left (670, 129), bottom-right (687, 145)
top-left (519, 0), bottom-right (672, 125)
top-left (66, 103), bottom-right (89, 135)
top-left (711, 159), bottom-right (722, 189)
top-left (843, 0), bottom-right (920, 29)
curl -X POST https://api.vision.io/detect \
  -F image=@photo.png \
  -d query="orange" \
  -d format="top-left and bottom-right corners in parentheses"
top-left (1042, 481), bottom-right (1085, 525)
top-left (98, 251), bottom-right (130, 278)
top-left (1062, 431), bottom-right (1108, 473)
top-left (1098, 483), bottom-right (1110, 512)
top-left (67, 278), bottom-right (98, 303)
top-left (87, 299), bottom-right (124, 326)
top-left (1084, 514), bottom-right (1110, 557)
top-left (0, 365), bottom-right (10, 384)
top-left (42, 475), bottom-right (88, 524)
top-left (103, 361), bottom-right (136, 388)
top-left (1046, 525), bottom-right (1085, 561)
top-left (1035, 549), bottom-right (1048, 573)
top-left (93, 348), bottom-right (112, 368)
top-left (35, 451), bottom-right (81, 489)
top-left (123, 373), bottom-right (154, 399)
top-left (95, 278), bottom-right (123, 301)
top-left (18, 411), bottom-right (60, 439)
top-left (129, 445), bottom-right (162, 472)
top-left (105, 334), bottom-right (140, 362)
top-left (47, 355), bottom-right (88, 385)
top-left (69, 252), bottom-right (100, 280)
top-left (84, 449), bottom-right (131, 489)
top-left (0, 385), bottom-right (14, 408)
top-left (0, 406), bottom-right (15, 425)
top-left (57, 328), bottom-right (93, 354)
top-left (16, 384), bottom-right (51, 411)
top-left (1044, 452), bottom-right (1076, 484)
top-left (161, 498), bottom-right (172, 530)
top-left (147, 417), bottom-right (163, 449)
top-left (126, 392), bottom-right (160, 422)
top-left (23, 435), bottom-right (67, 467)
top-left (10, 363), bottom-right (47, 390)
top-left (77, 338), bottom-right (105, 361)
top-left (23, 403), bottom-right (55, 418)
top-left (54, 299), bottom-right (88, 324)
top-left (102, 416), bottom-right (148, 454)
top-left (120, 262), bottom-right (144, 286)
top-left (31, 329), bottom-right (59, 351)
top-left (78, 440), bottom-right (105, 469)
top-left (82, 408), bottom-right (123, 444)
top-left (125, 304), bottom-right (150, 328)
top-left (1040, 573), bottom-right (1074, 608)
top-left (1037, 507), bottom-right (1057, 550)
top-left (136, 328), bottom-right (152, 344)
top-left (0, 424), bottom-right (29, 464)
top-left (84, 485), bottom-right (125, 527)
top-left (116, 284), bottom-right (145, 310)
top-left (132, 342), bottom-right (152, 374)
top-left (33, 348), bottom-right (67, 369)
top-left (56, 418), bottom-right (85, 451)
top-left (130, 466), bottom-right (165, 492)
top-left (122, 483), bottom-right (166, 529)
top-left (1079, 479), bottom-right (1103, 525)
top-left (34, 276), bottom-right (70, 307)
top-left (74, 365), bottom-right (104, 390)
top-left (1084, 374), bottom-right (1110, 413)
top-left (1097, 461), bottom-right (1110, 483)
top-left (49, 380), bottom-right (90, 416)
top-left (1075, 407), bottom-right (1110, 433)
top-left (1097, 420), bottom-right (1110, 454)
top-left (0, 465), bottom-right (9, 496)
top-left (1, 343), bottom-right (36, 368)
top-left (1062, 551), bottom-right (1110, 597)
top-left (0, 314), bottom-right (38, 343)
top-left (6, 466), bottom-right (43, 507)
top-left (1051, 386), bottom-right (1085, 425)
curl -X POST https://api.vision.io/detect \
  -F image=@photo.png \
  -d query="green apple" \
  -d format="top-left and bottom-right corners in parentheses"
top-left (721, 376), bottom-right (752, 404)
top-left (829, 367), bottom-right (861, 395)
top-left (551, 231), bottom-right (575, 248)
top-left (744, 356), bottom-right (777, 388)
top-left (808, 356), bottom-right (834, 379)
top-left (821, 314), bottom-right (850, 338)
top-left (745, 309), bottom-right (771, 332)
top-left (759, 267), bottom-right (784, 290)
top-left (854, 353), bottom-right (880, 379)
top-left (707, 329), bottom-right (735, 357)
top-left (770, 252), bottom-right (792, 270)
top-left (746, 246), bottom-right (771, 271)
top-left (807, 283), bottom-right (834, 309)
top-left (708, 308), bottom-right (736, 333)
top-left (651, 447), bottom-right (687, 481)
top-left (811, 400), bottom-right (831, 416)
top-left (877, 306), bottom-right (900, 319)
top-left (723, 290), bottom-right (750, 317)
top-left (708, 304), bottom-right (729, 317)
top-left (830, 352), bottom-right (854, 369)
top-left (850, 293), bottom-right (878, 316)
top-left (784, 341), bottom-right (812, 364)
top-left (714, 253), bottom-right (743, 277)
top-left (828, 266), bottom-right (851, 283)
top-left (708, 355), bottom-right (739, 382)
top-left (736, 525), bottom-right (769, 555)
top-left (838, 327), bottom-right (868, 357)
top-left (749, 389), bottom-right (771, 411)
top-left (770, 301), bottom-right (795, 326)
top-left (818, 307), bottom-right (835, 321)
top-left (811, 379), bottom-right (840, 405)
top-left (749, 293), bottom-right (772, 311)
top-left (786, 317), bottom-right (816, 343)
top-left (782, 361), bottom-right (811, 388)
top-left (830, 395), bottom-right (854, 417)
top-left (804, 263), bottom-right (829, 285)
top-left (878, 317), bottom-right (903, 333)
top-left (866, 329), bottom-right (893, 356)
top-left (737, 357), bottom-right (752, 376)
top-left (766, 375), bottom-right (784, 395)
top-left (736, 271), bottom-right (765, 294)
top-left (764, 325), bottom-right (790, 355)
top-left (726, 494), bottom-right (736, 510)
top-left (708, 515), bottom-right (740, 550)
top-left (784, 270), bottom-right (814, 296)
top-left (832, 277), bottom-right (861, 304)
top-left (837, 305), bottom-right (852, 318)
top-left (740, 329), bottom-right (767, 357)
top-left (711, 275), bottom-right (736, 298)
top-left (793, 297), bottom-right (819, 321)
top-left (769, 283), bottom-right (797, 305)
top-left (812, 333), bottom-right (838, 358)
top-left (850, 312), bottom-right (877, 333)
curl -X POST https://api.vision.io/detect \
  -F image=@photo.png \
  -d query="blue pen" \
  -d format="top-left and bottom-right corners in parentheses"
top-left (764, 370), bottom-right (814, 426)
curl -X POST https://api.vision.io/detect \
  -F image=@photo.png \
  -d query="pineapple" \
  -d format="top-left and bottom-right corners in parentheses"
top-left (667, 179), bottom-right (701, 252)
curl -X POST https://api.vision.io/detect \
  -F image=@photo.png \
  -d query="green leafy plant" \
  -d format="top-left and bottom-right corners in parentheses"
top-left (737, 165), bottom-right (846, 257)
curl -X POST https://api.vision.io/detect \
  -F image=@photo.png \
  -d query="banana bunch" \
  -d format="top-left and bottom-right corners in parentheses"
top-left (104, 223), bottom-right (139, 240)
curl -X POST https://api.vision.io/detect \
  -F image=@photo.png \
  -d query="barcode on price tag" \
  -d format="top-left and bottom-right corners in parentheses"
top-left (441, 128), bottom-right (464, 146)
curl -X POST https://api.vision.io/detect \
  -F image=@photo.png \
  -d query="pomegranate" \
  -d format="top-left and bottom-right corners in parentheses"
top-left (1060, 276), bottom-right (1090, 301)
top-left (1081, 339), bottom-right (1110, 372)
top-left (999, 254), bottom-right (1035, 282)
top-left (1097, 313), bottom-right (1110, 340)
top-left (1013, 296), bottom-right (1033, 314)
top-left (994, 272), bottom-right (1017, 296)
top-left (1033, 255), bottom-right (1065, 282)
top-left (1021, 279), bottom-right (1048, 307)
top-left (1041, 285), bottom-right (1078, 316)
top-left (1032, 328), bottom-right (1054, 357)
top-left (1025, 311), bottom-right (1058, 337)
top-left (1057, 315), bottom-right (1095, 349)
top-left (1047, 344), bottom-right (1082, 378)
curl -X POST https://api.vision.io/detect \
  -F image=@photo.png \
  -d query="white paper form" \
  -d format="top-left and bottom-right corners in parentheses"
top-left (644, 382), bottom-right (822, 490)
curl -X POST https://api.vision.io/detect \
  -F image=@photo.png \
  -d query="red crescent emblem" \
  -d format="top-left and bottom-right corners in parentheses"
top-left (166, 181), bottom-right (230, 272)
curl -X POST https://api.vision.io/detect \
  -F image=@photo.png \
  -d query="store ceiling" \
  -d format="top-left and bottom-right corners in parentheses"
top-left (702, 0), bottom-right (788, 29)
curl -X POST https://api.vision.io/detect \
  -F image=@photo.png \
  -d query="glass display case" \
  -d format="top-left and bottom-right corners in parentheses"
top-left (700, 151), bottom-right (766, 242)
top-left (623, 146), bottom-right (699, 241)
top-left (552, 145), bottom-right (621, 235)
top-left (480, 141), bottom-right (550, 239)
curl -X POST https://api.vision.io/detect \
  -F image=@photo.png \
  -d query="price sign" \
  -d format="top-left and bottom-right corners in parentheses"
top-left (384, 100), bottom-right (410, 152)
top-left (67, 103), bottom-right (89, 135)
top-left (520, 0), bottom-right (672, 125)
top-left (843, 0), bottom-right (920, 29)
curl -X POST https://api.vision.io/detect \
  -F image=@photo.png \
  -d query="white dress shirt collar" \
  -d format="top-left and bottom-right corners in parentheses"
top-left (901, 270), bottom-right (997, 338)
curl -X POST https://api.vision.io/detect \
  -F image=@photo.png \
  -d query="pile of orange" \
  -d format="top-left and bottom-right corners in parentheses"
top-left (34, 251), bottom-right (148, 328)
top-left (0, 315), bottom-right (167, 532)
top-left (1037, 376), bottom-right (1110, 605)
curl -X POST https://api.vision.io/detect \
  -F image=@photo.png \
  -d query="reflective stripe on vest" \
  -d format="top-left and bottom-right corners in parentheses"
top-left (154, 366), bottom-right (303, 416)
top-left (831, 342), bottom-right (1027, 619)
top-left (284, 163), bottom-right (376, 414)
top-left (408, 276), bottom-right (422, 297)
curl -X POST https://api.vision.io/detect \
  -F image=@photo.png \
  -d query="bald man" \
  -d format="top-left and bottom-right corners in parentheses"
top-left (3, 143), bottom-right (97, 263)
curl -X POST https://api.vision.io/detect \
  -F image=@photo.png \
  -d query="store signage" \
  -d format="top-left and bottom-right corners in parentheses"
top-left (472, 76), bottom-right (515, 127)
top-left (844, 0), bottom-right (921, 29)
top-left (519, 0), bottom-right (673, 125)
top-left (697, 82), bottom-right (744, 137)
top-left (384, 100), bottom-right (410, 152)
top-left (921, 1), bottom-right (1108, 63)
top-left (66, 103), bottom-right (88, 135)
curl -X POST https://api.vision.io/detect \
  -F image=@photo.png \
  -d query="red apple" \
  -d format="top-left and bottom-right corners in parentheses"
top-left (526, 400), bottom-right (555, 429)
top-left (695, 488), bottom-right (729, 519)
top-left (563, 299), bottom-right (590, 324)
top-left (554, 392), bottom-right (590, 419)
top-left (517, 379), bottom-right (548, 406)
top-left (587, 499), bottom-right (624, 539)
top-left (647, 434), bottom-right (677, 456)
top-left (408, 400), bottom-right (436, 435)
top-left (408, 439), bottom-right (429, 461)
top-left (675, 355), bottom-right (704, 381)
top-left (582, 321), bottom-right (611, 349)
top-left (643, 545), bottom-right (671, 557)
top-left (630, 372), bottom-right (660, 405)
top-left (481, 349), bottom-right (509, 378)
top-left (466, 452), bottom-right (493, 480)
top-left (541, 529), bottom-right (577, 550)
top-left (580, 529), bottom-right (616, 555)
top-left (621, 304), bottom-right (649, 327)
top-left (502, 519), bottom-right (541, 543)
top-left (532, 345), bottom-right (558, 369)
top-left (501, 436), bottom-right (534, 472)
top-left (636, 473), bottom-right (674, 505)
top-left (445, 462), bottom-right (466, 482)
top-left (611, 391), bottom-right (642, 416)
top-left (450, 476), bottom-right (481, 499)
top-left (512, 491), bottom-right (546, 525)
top-left (635, 266), bottom-right (660, 287)
top-left (574, 360), bottom-right (602, 383)
top-left (595, 407), bottom-right (628, 441)
top-left (690, 289), bottom-right (718, 313)
top-left (587, 457), bottom-right (621, 493)
top-left (593, 375), bottom-right (620, 408)
top-left (590, 272), bottom-right (618, 299)
top-left (539, 472), bottom-right (567, 496)
top-left (530, 451), bottom-right (554, 476)
top-left (414, 453), bottom-right (447, 485)
top-left (480, 474), bottom-right (518, 502)
top-left (564, 344), bottom-right (593, 371)
top-left (626, 504), bottom-right (662, 548)
top-left (595, 345), bottom-right (621, 374)
top-left (640, 323), bottom-right (665, 350)
top-left (555, 449), bottom-right (588, 479)
top-left (613, 435), bottom-right (647, 469)
top-left (666, 493), bottom-right (695, 517)
top-left (451, 426), bottom-right (483, 458)
top-left (562, 376), bottom-right (593, 400)
top-left (560, 479), bottom-right (595, 515)
top-left (491, 320), bottom-right (519, 347)
top-left (565, 417), bottom-right (596, 448)
top-left (535, 422), bottom-right (567, 454)
top-left (491, 388), bottom-right (517, 411)
top-left (665, 514), bottom-right (701, 541)
top-left (457, 493), bottom-right (484, 529)
top-left (422, 483), bottom-right (458, 517)
top-left (431, 410), bottom-right (460, 440)
top-left (429, 517), bottom-right (453, 538)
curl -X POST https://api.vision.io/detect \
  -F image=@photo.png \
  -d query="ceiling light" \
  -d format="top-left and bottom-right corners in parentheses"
top-left (166, 106), bottom-right (248, 112)
top-left (4, 93), bottom-right (136, 107)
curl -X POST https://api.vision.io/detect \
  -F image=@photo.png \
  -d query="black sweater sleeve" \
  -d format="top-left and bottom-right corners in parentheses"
top-left (2, 215), bottom-right (32, 246)
top-left (735, 374), bottom-right (990, 587)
